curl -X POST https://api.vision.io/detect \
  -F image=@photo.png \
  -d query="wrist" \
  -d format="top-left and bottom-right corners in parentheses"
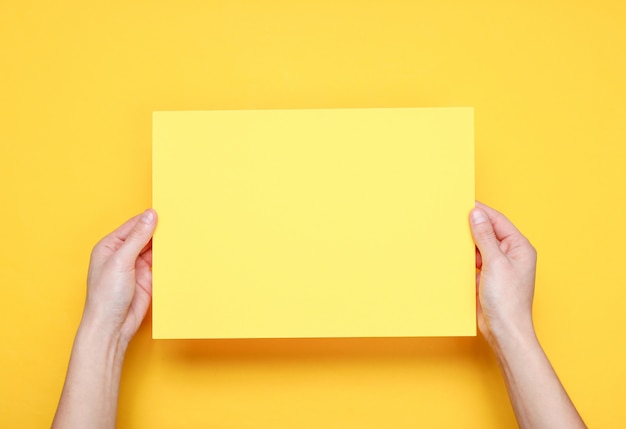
top-left (76, 313), bottom-right (129, 362)
top-left (53, 309), bottom-right (127, 429)
top-left (488, 318), bottom-right (539, 358)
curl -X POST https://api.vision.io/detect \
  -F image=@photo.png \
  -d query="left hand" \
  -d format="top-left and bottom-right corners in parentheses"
top-left (82, 209), bottom-right (157, 346)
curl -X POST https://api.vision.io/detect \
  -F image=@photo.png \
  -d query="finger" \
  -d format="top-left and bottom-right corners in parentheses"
top-left (109, 213), bottom-right (143, 239)
top-left (135, 257), bottom-right (153, 295)
top-left (469, 208), bottom-right (502, 260)
top-left (93, 213), bottom-right (143, 255)
top-left (475, 201), bottom-right (522, 242)
top-left (139, 238), bottom-right (153, 258)
top-left (139, 247), bottom-right (153, 267)
top-left (115, 209), bottom-right (158, 267)
top-left (475, 247), bottom-right (482, 270)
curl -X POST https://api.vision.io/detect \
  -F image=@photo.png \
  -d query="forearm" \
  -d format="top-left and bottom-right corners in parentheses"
top-left (52, 319), bottom-right (127, 429)
top-left (491, 325), bottom-right (586, 429)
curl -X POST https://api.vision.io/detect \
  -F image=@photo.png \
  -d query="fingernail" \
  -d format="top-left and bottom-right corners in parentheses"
top-left (471, 209), bottom-right (488, 225)
top-left (141, 209), bottom-right (154, 224)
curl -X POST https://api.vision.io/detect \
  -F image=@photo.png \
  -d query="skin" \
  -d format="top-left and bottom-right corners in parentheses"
top-left (51, 203), bottom-right (586, 429)
top-left (52, 209), bottom-right (157, 429)
top-left (469, 202), bottom-right (586, 429)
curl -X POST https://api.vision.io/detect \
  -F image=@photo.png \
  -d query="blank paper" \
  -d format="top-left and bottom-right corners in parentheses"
top-left (152, 108), bottom-right (475, 338)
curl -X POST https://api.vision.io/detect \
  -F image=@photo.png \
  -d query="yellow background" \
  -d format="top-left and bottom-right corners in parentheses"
top-left (1, 0), bottom-right (624, 427)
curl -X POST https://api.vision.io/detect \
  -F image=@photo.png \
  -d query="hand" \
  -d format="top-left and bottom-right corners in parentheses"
top-left (469, 202), bottom-right (537, 345)
top-left (469, 203), bottom-right (586, 428)
top-left (52, 209), bottom-right (158, 429)
top-left (83, 209), bottom-right (157, 346)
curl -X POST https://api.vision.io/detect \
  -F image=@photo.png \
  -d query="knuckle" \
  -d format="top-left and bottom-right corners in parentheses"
top-left (514, 237), bottom-right (537, 263)
top-left (523, 237), bottom-right (537, 256)
top-left (529, 244), bottom-right (538, 260)
top-left (90, 240), bottom-right (105, 259)
top-left (127, 224), bottom-right (147, 242)
top-left (477, 225), bottom-right (496, 242)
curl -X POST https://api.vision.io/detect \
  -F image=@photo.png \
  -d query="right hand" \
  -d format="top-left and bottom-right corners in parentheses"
top-left (469, 202), bottom-right (538, 345)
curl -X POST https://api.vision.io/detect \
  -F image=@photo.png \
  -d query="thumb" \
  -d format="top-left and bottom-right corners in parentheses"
top-left (470, 208), bottom-right (501, 261)
top-left (116, 209), bottom-right (157, 265)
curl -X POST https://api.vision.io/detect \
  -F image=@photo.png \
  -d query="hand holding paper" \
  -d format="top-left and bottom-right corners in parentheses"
top-left (470, 203), bottom-right (586, 429)
top-left (84, 209), bottom-right (157, 344)
top-left (52, 209), bottom-right (157, 429)
top-left (470, 202), bottom-right (537, 344)
top-left (52, 200), bottom-right (586, 429)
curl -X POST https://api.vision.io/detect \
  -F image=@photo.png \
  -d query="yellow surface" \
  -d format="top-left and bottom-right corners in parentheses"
top-left (152, 108), bottom-right (475, 339)
top-left (1, 0), bottom-right (625, 427)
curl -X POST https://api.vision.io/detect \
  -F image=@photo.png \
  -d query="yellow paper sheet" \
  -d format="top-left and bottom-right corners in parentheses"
top-left (152, 108), bottom-right (475, 339)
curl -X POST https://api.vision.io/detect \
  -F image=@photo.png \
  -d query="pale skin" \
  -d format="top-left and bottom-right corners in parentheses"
top-left (469, 202), bottom-right (586, 428)
top-left (52, 209), bottom-right (157, 429)
top-left (52, 203), bottom-right (586, 429)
